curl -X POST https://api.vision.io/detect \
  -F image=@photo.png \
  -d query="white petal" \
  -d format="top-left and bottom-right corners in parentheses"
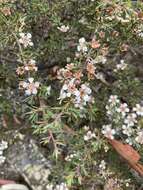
top-left (32, 88), bottom-right (38, 95)
top-left (28, 77), bottom-right (34, 83)
top-left (27, 33), bottom-right (32, 38)
top-left (19, 33), bottom-right (25, 37)
top-left (25, 89), bottom-right (31, 95)
top-left (34, 82), bottom-right (40, 87)
top-left (29, 42), bottom-right (34, 46)
top-left (22, 82), bottom-right (28, 88)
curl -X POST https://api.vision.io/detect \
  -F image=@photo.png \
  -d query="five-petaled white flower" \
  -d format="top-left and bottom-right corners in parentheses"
top-left (24, 59), bottom-right (37, 72)
top-left (124, 113), bottom-right (137, 126)
top-left (84, 131), bottom-right (96, 141)
top-left (135, 131), bottom-right (143, 144)
top-left (58, 25), bottom-right (69, 33)
top-left (102, 124), bottom-right (116, 139)
top-left (133, 104), bottom-right (143, 116)
top-left (19, 33), bottom-right (33, 48)
top-left (22, 78), bottom-right (40, 95)
top-left (108, 95), bottom-right (120, 105)
top-left (115, 59), bottom-right (127, 72)
top-left (117, 103), bottom-right (129, 117)
top-left (122, 125), bottom-right (133, 136)
top-left (77, 37), bottom-right (88, 53)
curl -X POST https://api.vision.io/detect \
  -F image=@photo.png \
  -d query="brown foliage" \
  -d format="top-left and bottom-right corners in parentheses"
top-left (108, 138), bottom-right (143, 176)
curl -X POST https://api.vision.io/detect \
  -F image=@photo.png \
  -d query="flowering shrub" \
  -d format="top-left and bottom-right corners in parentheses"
top-left (0, 0), bottom-right (143, 189)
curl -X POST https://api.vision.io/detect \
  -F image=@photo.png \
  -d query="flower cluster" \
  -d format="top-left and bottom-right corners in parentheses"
top-left (17, 33), bottom-right (40, 95)
top-left (58, 25), bottom-right (69, 33)
top-left (114, 59), bottom-right (128, 72)
top-left (58, 62), bottom-right (94, 109)
top-left (103, 95), bottom-right (143, 145)
top-left (16, 59), bottom-right (38, 75)
top-left (65, 152), bottom-right (79, 162)
top-left (46, 183), bottom-right (68, 190)
top-left (0, 141), bottom-right (8, 165)
top-left (99, 160), bottom-right (106, 170)
top-left (77, 37), bottom-right (88, 53)
top-left (19, 78), bottom-right (40, 95)
top-left (102, 124), bottom-right (116, 140)
top-left (84, 130), bottom-right (96, 141)
top-left (19, 33), bottom-right (33, 48)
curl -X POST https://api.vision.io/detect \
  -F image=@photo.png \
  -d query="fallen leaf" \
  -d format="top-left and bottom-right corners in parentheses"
top-left (108, 139), bottom-right (140, 163)
top-left (108, 138), bottom-right (143, 176)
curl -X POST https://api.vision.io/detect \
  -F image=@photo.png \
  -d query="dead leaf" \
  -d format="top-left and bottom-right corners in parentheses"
top-left (108, 138), bottom-right (143, 176)
top-left (108, 139), bottom-right (140, 163)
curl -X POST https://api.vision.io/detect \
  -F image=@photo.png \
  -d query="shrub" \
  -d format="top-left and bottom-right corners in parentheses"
top-left (0, 0), bottom-right (143, 189)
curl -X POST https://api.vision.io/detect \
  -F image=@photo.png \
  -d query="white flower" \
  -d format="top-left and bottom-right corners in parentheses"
top-left (0, 155), bottom-right (6, 164)
top-left (122, 125), bottom-right (133, 136)
top-left (116, 16), bottom-right (130, 23)
top-left (59, 79), bottom-right (76, 100)
top-left (66, 57), bottom-right (71, 63)
top-left (135, 131), bottom-right (143, 144)
top-left (133, 104), bottom-right (143, 116)
top-left (79, 37), bottom-right (86, 44)
top-left (0, 150), bottom-right (3, 155)
top-left (102, 124), bottom-right (116, 139)
top-left (115, 59), bottom-right (127, 71)
top-left (125, 138), bottom-right (133, 145)
top-left (138, 32), bottom-right (143, 38)
top-left (59, 80), bottom-right (93, 108)
top-left (22, 78), bottom-right (40, 95)
top-left (46, 184), bottom-right (53, 190)
top-left (84, 131), bottom-right (96, 141)
top-left (24, 59), bottom-right (37, 72)
top-left (102, 57), bottom-right (107, 64)
top-left (46, 86), bottom-right (51, 95)
top-left (99, 160), bottom-right (106, 170)
top-left (108, 95), bottom-right (120, 105)
top-left (73, 83), bottom-right (92, 108)
top-left (59, 91), bottom-right (67, 100)
top-left (65, 153), bottom-right (77, 162)
top-left (117, 103), bottom-right (129, 117)
top-left (94, 56), bottom-right (107, 64)
top-left (58, 25), bottom-right (69, 33)
top-left (81, 84), bottom-right (92, 95)
top-left (104, 145), bottom-right (109, 152)
top-left (19, 33), bottom-right (33, 48)
top-left (124, 113), bottom-right (137, 126)
top-left (83, 125), bottom-right (90, 131)
top-left (55, 183), bottom-right (68, 190)
top-left (77, 37), bottom-right (88, 53)
top-left (0, 141), bottom-right (8, 150)
top-left (0, 141), bottom-right (8, 165)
